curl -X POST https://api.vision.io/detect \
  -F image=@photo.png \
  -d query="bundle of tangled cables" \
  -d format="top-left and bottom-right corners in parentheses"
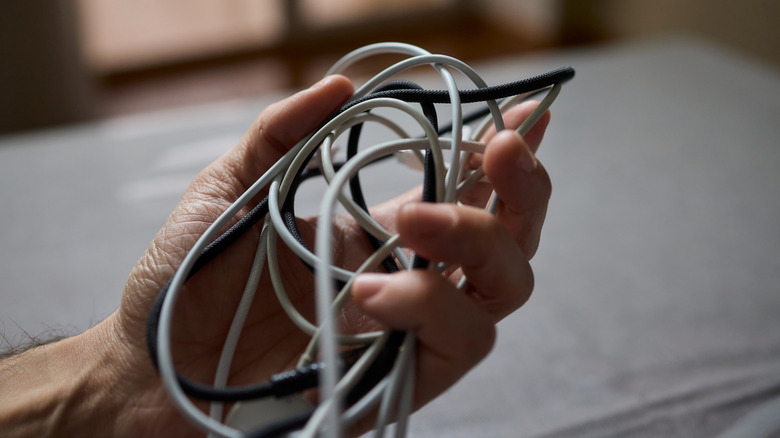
top-left (145, 42), bottom-right (574, 437)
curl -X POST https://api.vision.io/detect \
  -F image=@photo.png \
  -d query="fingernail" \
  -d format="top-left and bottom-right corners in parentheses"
top-left (352, 273), bottom-right (391, 300)
top-left (400, 203), bottom-right (457, 239)
top-left (509, 130), bottom-right (538, 173)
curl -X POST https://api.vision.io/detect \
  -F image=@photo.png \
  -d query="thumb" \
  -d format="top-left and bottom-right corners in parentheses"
top-left (211, 74), bottom-right (354, 196)
top-left (118, 75), bottom-right (353, 330)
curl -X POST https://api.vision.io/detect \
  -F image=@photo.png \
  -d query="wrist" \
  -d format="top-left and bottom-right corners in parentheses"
top-left (0, 316), bottom-right (140, 437)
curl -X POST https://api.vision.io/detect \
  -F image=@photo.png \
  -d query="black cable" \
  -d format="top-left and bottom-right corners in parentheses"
top-left (436, 87), bottom-right (555, 136)
top-left (324, 66), bottom-right (574, 127)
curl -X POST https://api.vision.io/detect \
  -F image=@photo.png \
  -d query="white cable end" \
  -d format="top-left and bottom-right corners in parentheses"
top-left (226, 395), bottom-right (313, 435)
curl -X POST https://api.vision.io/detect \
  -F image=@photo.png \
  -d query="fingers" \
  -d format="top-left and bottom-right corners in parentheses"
top-left (351, 270), bottom-right (496, 408)
top-left (395, 202), bottom-right (534, 320)
top-left (483, 130), bottom-right (552, 258)
top-left (202, 75), bottom-right (355, 197)
top-left (350, 199), bottom-right (538, 410)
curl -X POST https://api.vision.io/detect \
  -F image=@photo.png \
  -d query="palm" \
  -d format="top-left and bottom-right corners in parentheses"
top-left (174, 188), bottom-right (417, 380)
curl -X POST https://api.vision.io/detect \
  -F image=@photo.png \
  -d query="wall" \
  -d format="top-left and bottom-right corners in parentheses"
top-left (562, 0), bottom-right (780, 68)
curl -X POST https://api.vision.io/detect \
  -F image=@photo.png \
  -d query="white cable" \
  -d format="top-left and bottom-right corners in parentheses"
top-left (456, 83), bottom-right (562, 293)
top-left (331, 45), bottom-right (507, 208)
top-left (277, 97), bottom-right (445, 244)
top-left (298, 234), bottom-right (403, 367)
top-left (323, 56), bottom-right (499, 419)
top-left (156, 137), bottom-right (309, 438)
top-left (316, 113), bottom-right (420, 258)
top-left (310, 137), bottom-right (489, 436)
top-left (470, 91), bottom-right (537, 142)
top-left (347, 54), bottom-right (504, 131)
top-left (264, 217), bottom-right (400, 349)
top-left (267, 179), bottom-right (355, 281)
top-left (486, 82), bottom-right (561, 216)
top-left (342, 378), bottom-right (389, 427)
top-left (207, 218), bottom-right (271, 436)
top-left (327, 42), bottom-right (433, 78)
top-left (393, 333), bottom-right (417, 438)
top-left (373, 331), bottom-right (416, 437)
top-left (312, 132), bottom-right (451, 438)
top-left (319, 111), bottom-right (413, 182)
top-left (455, 82), bottom-right (563, 202)
top-left (300, 331), bottom-right (393, 438)
top-left (264, 219), bottom-right (321, 337)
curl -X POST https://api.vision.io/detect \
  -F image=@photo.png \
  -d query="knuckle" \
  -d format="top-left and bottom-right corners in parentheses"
top-left (538, 164), bottom-right (553, 198)
top-left (461, 213), bottom-right (505, 267)
top-left (514, 262), bottom-right (535, 309)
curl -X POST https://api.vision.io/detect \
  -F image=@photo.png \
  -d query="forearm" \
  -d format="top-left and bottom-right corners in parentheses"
top-left (0, 321), bottom-right (130, 437)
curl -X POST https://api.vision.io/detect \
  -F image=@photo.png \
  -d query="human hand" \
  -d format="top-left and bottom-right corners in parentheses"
top-left (0, 74), bottom-right (551, 437)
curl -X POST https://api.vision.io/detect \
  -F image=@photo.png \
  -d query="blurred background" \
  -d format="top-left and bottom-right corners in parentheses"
top-left (2, 4), bottom-right (780, 436)
top-left (1, 0), bottom-right (777, 135)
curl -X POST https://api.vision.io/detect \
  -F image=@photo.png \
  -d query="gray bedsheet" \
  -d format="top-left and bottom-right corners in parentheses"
top-left (1, 36), bottom-right (779, 437)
